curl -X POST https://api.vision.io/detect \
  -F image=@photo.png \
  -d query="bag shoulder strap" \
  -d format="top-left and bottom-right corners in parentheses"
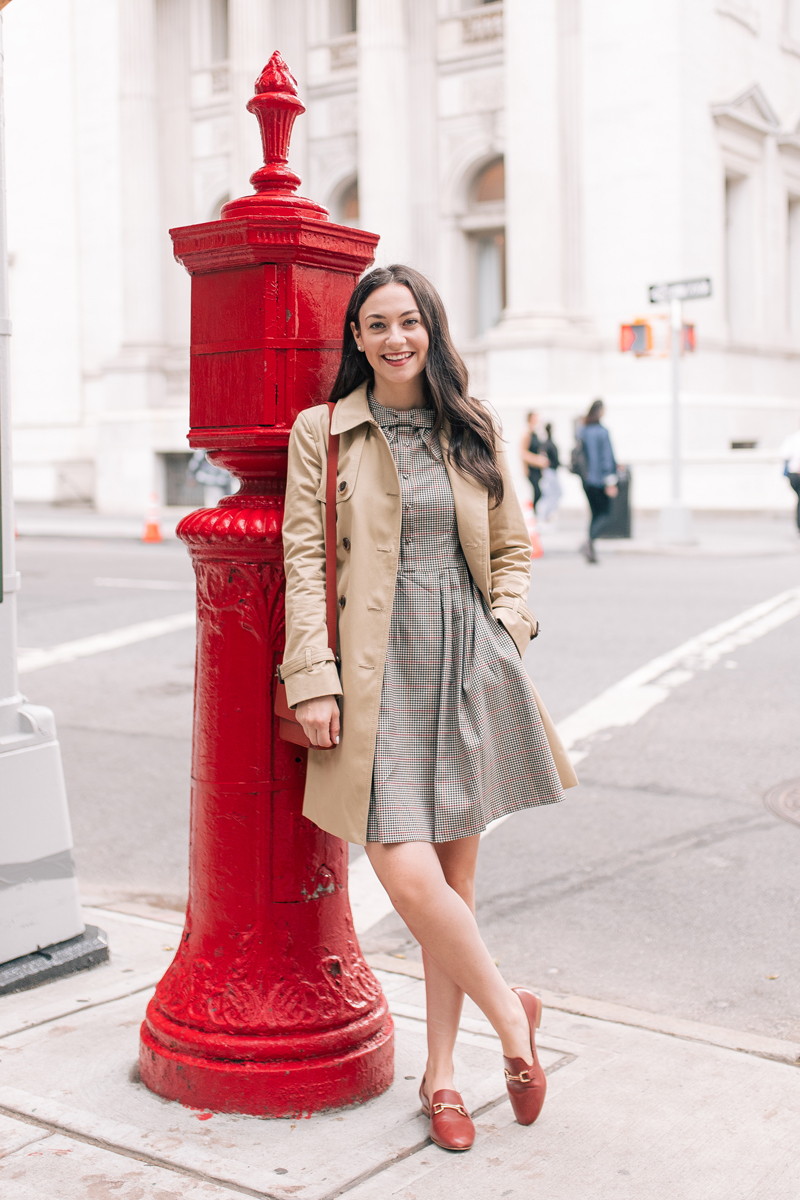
top-left (324, 402), bottom-right (339, 663)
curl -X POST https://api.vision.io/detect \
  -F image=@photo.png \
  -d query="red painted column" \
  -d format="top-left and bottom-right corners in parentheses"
top-left (138, 54), bottom-right (393, 1117)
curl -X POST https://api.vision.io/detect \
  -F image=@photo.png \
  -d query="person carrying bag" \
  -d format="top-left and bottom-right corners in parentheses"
top-left (279, 264), bottom-right (577, 1152)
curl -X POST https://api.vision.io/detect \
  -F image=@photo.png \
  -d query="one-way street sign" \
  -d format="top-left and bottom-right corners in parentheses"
top-left (649, 277), bottom-right (712, 304)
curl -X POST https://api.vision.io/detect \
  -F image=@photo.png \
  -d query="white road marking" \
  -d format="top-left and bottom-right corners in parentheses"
top-left (351, 585), bottom-right (800, 934)
top-left (94, 577), bottom-right (195, 591)
top-left (17, 611), bottom-right (196, 674)
top-left (14, 586), bottom-right (799, 932)
top-left (555, 585), bottom-right (800, 766)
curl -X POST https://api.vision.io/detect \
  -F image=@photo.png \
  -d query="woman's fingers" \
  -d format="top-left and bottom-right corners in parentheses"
top-left (295, 696), bottom-right (339, 749)
top-left (315, 719), bottom-right (333, 749)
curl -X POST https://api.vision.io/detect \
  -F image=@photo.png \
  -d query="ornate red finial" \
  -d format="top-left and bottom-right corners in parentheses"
top-left (254, 51), bottom-right (298, 96)
top-left (222, 52), bottom-right (327, 219)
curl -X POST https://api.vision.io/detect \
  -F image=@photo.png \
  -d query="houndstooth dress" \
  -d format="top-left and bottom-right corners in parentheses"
top-left (365, 395), bottom-right (564, 844)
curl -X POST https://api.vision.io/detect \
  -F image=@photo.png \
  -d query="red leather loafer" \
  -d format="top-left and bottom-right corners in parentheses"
top-left (504, 987), bottom-right (547, 1126)
top-left (419, 1078), bottom-right (475, 1151)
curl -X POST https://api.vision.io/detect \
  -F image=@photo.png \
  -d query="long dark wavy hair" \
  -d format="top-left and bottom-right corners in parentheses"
top-left (328, 264), bottom-right (504, 505)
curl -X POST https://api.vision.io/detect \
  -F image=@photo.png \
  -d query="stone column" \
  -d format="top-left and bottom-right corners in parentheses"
top-left (97, 0), bottom-right (167, 514)
top-left (406, 0), bottom-right (438, 278)
top-left (229, 0), bottom-right (274, 202)
top-left (498, 0), bottom-right (568, 334)
top-left (156, 0), bottom-right (192, 364)
top-left (275, 1), bottom-right (308, 189)
top-left (357, 0), bottom-right (412, 265)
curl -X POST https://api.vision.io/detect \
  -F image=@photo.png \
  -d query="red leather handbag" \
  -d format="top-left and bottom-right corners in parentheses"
top-left (274, 402), bottom-right (340, 748)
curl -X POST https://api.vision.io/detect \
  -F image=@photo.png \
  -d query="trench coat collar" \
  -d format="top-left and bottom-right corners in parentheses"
top-left (329, 382), bottom-right (374, 435)
top-left (329, 382), bottom-right (451, 452)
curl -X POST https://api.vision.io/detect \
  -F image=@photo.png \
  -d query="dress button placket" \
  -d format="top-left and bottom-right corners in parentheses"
top-left (400, 445), bottom-right (411, 557)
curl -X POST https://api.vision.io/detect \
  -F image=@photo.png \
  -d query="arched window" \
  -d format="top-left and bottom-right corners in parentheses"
top-left (330, 0), bottom-right (357, 36)
top-left (210, 0), bottom-right (229, 63)
top-left (332, 177), bottom-right (359, 227)
top-left (466, 158), bottom-right (506, 336)
top-left (209, 193), bottom-right (230, 221)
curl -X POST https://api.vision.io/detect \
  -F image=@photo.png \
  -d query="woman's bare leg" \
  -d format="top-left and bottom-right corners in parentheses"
top-left (421, 836), bottom-right (480, 1097)
top-left (364, 840), bottom-right (532, 1093)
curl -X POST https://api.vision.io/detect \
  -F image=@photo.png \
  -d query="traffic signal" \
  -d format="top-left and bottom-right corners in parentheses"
top-left (620, 321), bottom-right (652, 355)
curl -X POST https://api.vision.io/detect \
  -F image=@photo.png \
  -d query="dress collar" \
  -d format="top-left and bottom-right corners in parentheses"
top-left (368, 389), bottom-right (441, 458)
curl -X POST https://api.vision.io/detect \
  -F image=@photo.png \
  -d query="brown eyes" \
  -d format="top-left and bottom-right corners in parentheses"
top-left (368, 319), bottom-right (418, 331)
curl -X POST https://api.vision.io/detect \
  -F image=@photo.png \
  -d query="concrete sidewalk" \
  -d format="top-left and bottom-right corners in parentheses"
top-left (14, 503), bottom-right (190, 541)
top-left (0, 905), bottom-right (798, 1199)
top-left (14, 502), bottom-right (800, 558)
top-left (538, 509), bottom-right (800, 559)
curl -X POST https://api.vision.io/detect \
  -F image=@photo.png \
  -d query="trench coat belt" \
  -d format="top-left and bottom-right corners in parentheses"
top-left (277, 647), bottom-right (337, 683)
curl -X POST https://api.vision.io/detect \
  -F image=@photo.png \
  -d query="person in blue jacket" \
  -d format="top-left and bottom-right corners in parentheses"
top-left (577, 399), bottom-right (618, 563)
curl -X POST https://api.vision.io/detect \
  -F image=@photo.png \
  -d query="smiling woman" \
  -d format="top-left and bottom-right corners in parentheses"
top-left (330, 264), bottom-right (505, 501)
top-left (279, 264), bottom-right (577, 1152)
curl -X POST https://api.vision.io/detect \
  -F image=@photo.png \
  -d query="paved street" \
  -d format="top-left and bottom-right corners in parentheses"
top-left (13, 515), bottom-right (800, 1048)
top-left (15, 535), bottom-right (196, 912)
top-left (4, 514), bottom-right (799, 1198)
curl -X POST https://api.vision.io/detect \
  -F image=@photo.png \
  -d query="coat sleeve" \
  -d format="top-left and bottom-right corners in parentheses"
top-left (601, 427), bottom-right (617, 480)
top-left (279, 409), bottom-right (343, 708)
top-left (488, 433), bottom-right (539, 657)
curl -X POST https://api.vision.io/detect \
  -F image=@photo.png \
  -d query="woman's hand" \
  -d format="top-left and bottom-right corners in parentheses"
top-left (604, 484), bottom-right (618, 498)
top-left (295, 695), bottom-right (340, 749)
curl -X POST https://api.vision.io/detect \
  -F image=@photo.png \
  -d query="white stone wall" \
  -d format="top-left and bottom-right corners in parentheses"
top-left (4, 0), bottom-right (800, 514)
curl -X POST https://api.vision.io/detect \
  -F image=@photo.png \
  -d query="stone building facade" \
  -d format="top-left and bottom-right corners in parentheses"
top-left (5, 0), bottom-right (800, 514)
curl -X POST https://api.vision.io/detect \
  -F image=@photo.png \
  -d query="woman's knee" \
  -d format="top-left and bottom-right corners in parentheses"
top-left (365, 843), bottom-right (444, 913)
top-left (442, 872), bottom-right (476, 910)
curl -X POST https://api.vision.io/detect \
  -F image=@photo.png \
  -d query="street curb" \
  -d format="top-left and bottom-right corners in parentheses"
top-left (364, 954), bottom-right (800, 1068)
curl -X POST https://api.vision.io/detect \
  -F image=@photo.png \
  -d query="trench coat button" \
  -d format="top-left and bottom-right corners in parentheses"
top-left (342, 537), bottom-right (351, 550)
top-left (339, 595), bottom-right (346, 608)
top-left (338, 480), bottom-right (347, 493)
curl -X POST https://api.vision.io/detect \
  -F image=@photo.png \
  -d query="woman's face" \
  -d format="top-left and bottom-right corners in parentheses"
top-left (351, 283), bottom-right (429, 389)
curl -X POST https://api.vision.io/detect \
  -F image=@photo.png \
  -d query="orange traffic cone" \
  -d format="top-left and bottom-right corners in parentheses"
top-left (523, 499), bottom-right (544, 560)
top-left (142, 492), bottom-right (163, 544)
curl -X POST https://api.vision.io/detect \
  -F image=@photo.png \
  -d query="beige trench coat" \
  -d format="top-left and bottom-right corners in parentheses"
top-left (280, 383), bottom-right (578, 844)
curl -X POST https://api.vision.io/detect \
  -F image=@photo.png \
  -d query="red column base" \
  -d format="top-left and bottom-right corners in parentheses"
top-left (139, 1009), bottom-right (394, 1118)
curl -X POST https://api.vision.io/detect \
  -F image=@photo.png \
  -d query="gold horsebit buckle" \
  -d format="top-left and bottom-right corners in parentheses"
top-left (504, 1069), bottom-right (532, 1083)
top-left (431, 1102), bottom-right (468, 1116)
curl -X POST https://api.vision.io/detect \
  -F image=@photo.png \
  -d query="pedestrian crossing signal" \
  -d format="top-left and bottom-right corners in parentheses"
top-left (620, 322), bottom-right (652, 355)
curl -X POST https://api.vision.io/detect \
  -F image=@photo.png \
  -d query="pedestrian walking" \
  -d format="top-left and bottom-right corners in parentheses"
top-left (780, 422), bottom-right (800, 534)
top-left (520, 411), bottom-right (549, 510)
top-left (575, 399), bottom-right (619, 563)
top-left (280, 264), bottom-right (577, 1152)
top-left (537, 422), bottom-right (562, 522)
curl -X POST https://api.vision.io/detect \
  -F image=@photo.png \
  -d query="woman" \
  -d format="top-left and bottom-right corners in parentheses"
top-left (520, 411), bottom-right (549, 510)
top-left (537, 422), bottom-right (562, 522)
top-left (780, 421), bottom-right (800, 534)
top-left (280, 265), bottom-right (577, 1151)
top-left (577, 399), bottom-right (618, 564)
